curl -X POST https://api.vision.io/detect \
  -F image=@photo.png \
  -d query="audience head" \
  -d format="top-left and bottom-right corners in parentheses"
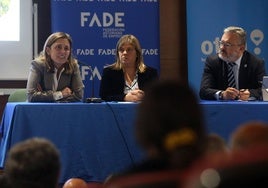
top-left (114, 34), bottom-right (146, 72)
top-left (135, 80), bottom-right (206, 168)
top-left (184, 122), bottom-right (268, 188)
top-left (230, 121), bottom-right (268, 151)
top-left (63, 178), bottom-right (88, 188)
top-left (205, 133), bottom-right (229, 155)
top-left (4, 137), bottom-right (61, 188)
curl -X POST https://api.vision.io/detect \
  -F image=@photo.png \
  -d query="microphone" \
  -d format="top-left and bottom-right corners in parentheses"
top-left (78, 61), bottom-right (103, 103)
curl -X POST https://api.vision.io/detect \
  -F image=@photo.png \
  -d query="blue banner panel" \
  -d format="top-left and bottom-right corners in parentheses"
top-left (51, 0), bottom-right (159, 99)
top-left (187, 0), bottom-right (268, 95)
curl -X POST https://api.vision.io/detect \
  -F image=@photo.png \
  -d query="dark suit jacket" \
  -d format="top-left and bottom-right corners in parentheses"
top-left (99, 66), bottom-right (158, 101)
top-left (199, 51), bottom-right (266, 100)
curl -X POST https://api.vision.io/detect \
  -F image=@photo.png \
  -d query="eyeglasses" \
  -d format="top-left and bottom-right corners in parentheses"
top-left (218, 41), bottom-right (242, 48)
top-left (118, 47), bottom-right (135, 53)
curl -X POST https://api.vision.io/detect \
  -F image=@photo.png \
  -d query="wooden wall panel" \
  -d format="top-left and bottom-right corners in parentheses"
top-left (159, 0), bottom-right (187, 83)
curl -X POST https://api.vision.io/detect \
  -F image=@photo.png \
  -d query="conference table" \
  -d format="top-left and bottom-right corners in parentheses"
top-left (1, 101), bottom-right (268, 184)
top-left (200, 100), bottom-right (268, 141)
top-left (0, 102), bottom-right (144, 184)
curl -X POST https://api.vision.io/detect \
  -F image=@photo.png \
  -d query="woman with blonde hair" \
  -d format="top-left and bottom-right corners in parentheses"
top-left (99, 34), bottom-right (158, 102)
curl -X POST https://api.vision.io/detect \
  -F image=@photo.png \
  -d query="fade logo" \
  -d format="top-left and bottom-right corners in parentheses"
top-left (80, 66), bottom-right (102, 81)
top-left (81, 12), bottom-right (125, 27)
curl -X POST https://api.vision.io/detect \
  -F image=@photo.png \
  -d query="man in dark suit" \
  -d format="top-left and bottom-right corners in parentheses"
top-left (199, 26), bottom-right (266, 101)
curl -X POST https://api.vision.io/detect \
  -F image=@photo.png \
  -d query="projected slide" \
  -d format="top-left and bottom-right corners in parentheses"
top-left (0, 0), bottom-right (32, 80)
top-left (0, 0), bottom-right (19, 41)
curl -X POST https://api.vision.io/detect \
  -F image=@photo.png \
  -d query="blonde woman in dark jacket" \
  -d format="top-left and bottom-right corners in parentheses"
top-left (99, 34), bottom-right (158, 102)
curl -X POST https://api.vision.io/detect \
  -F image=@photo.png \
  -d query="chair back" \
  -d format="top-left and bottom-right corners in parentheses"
top-left (8, 89), bottom-right (27, 102)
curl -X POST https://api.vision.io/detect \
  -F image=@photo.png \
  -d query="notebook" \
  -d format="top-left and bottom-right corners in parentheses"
top-left (262, 76), bottom-right (268, 101)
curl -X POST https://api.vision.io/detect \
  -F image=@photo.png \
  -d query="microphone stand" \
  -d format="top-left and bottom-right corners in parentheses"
top-left (78, 61), bottom-right (103, 103)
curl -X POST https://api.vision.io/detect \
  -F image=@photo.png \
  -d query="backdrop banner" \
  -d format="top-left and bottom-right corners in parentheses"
top-left (51, 0), bottom-right (159, 99)
top-left (187, 0), bottom-right (268, 95)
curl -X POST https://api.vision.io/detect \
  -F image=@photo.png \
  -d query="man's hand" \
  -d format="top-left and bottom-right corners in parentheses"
top-left (222, 87), bottom-right (240, 100)
top-left (239, 89), bottom-right (250, 101)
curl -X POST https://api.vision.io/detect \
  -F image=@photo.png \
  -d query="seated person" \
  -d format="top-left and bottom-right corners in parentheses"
top-left (105, 80), bottom-right (207, 184)
top-left (99, 34), bottom-right (158, 102)
top-left (199, 26), bottom-right (265, 101)
top-left (26, 32), bottom-right (84, 102)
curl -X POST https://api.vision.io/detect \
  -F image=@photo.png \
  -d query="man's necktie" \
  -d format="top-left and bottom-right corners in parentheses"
top-left (227, 62), bottom-right (236, 88)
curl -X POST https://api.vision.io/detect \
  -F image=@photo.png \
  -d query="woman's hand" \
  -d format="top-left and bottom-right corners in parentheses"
top-left (124, 89), bottom-right (144, 102)
top-left (61, 87), bottom-right (72, 98)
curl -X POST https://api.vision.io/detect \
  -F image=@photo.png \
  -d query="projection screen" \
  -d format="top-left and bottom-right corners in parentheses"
top-left (0, 0), bottom-right (33, 80)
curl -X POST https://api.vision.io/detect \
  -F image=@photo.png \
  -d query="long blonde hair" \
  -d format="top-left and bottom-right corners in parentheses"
top-left (111, 34), bottom-right (147, 73)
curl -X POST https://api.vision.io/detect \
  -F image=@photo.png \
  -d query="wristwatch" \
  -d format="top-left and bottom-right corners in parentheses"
top-left (219, 91), bottom-right (224, 100)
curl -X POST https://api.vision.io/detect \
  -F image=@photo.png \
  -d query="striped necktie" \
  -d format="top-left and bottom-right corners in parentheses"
top-left (227, 62), bottom-right (236, 88)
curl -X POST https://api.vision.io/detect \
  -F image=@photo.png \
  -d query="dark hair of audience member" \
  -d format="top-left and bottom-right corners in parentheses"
top-left (4, 137), bottom-right (61, 188)
top-left (205, 133), bottom-right (229, 155)
top-left (230, 121), bottom-right (268, 151)
top-left (135, 80), bottom-right (207, 169)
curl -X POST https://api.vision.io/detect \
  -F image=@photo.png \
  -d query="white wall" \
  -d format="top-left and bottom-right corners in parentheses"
top-left (0, 0), bottom-right (33, 80)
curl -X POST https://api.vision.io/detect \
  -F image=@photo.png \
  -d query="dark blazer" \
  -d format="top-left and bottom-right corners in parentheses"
top-left (199, 51), bottom-right (266, 100)
top-left (99, 66), bottom-right (158, 101)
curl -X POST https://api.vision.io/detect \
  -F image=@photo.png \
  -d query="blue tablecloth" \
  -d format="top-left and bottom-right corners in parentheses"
top-left (200, 100), bottom-right (268, 141)
top-left (0, 102), bottom-right (145, 184)
top-left (2, 101), bottom-right (268, 184)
